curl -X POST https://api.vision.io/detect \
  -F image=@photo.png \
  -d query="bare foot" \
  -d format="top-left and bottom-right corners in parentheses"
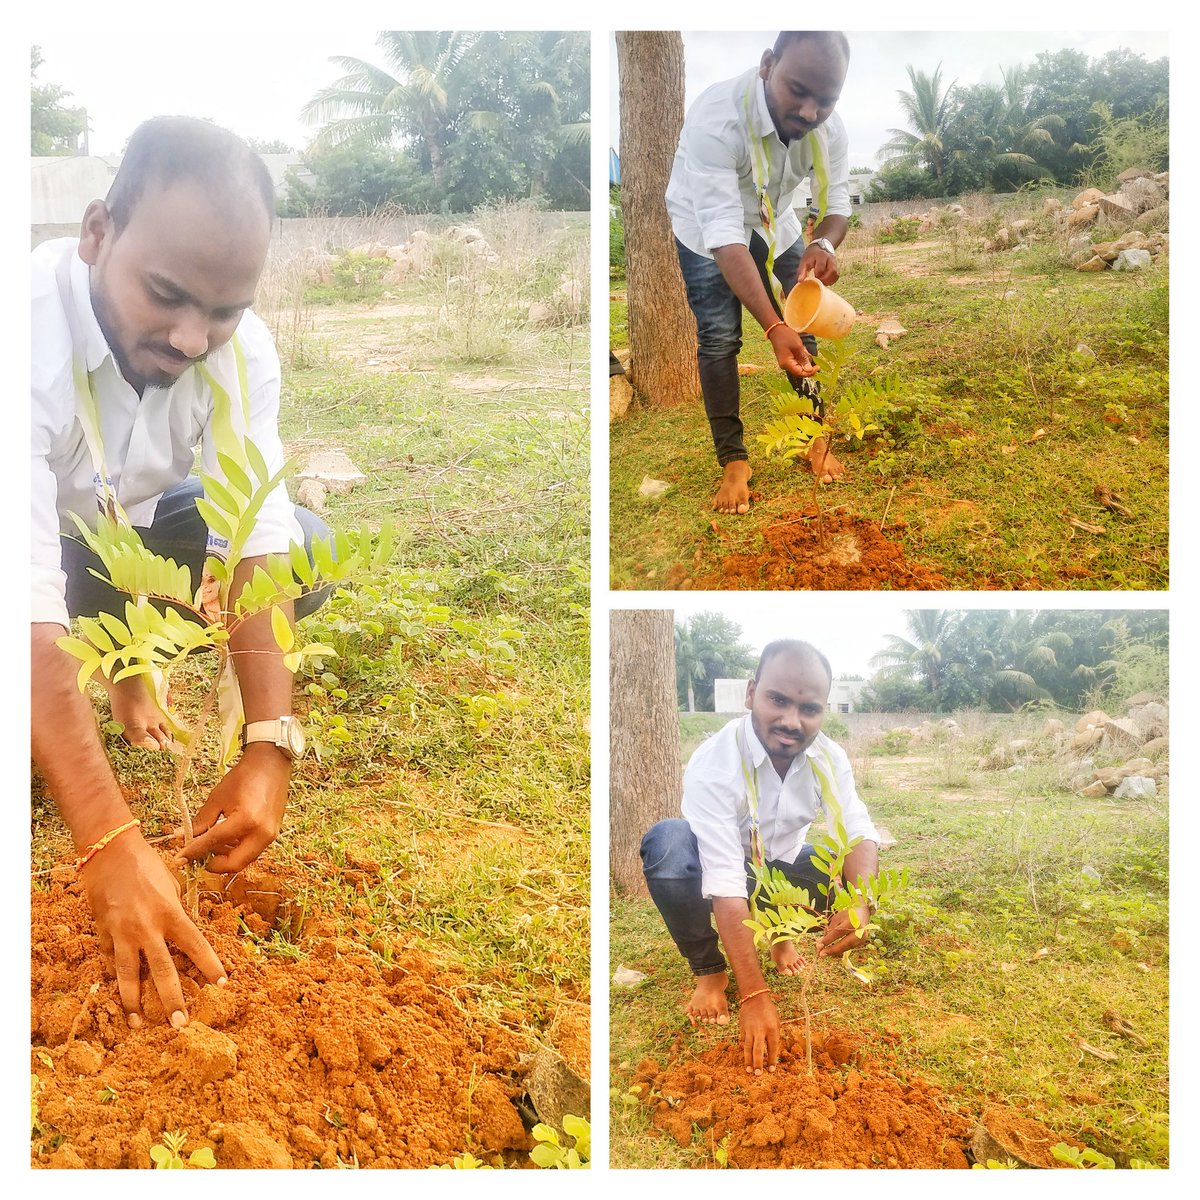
top-left (98, 673), bottom-right (173, 750)
top-left (685, 971), bottom-right (730, 1025)
top-left (713, 461), bottom-right (753, 514)
top-left (770, 939), bottom-right (806, 976)
top-left (806, 437), bottom-right (844, 484)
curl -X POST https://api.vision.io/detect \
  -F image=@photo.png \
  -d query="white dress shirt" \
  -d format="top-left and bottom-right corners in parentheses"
top-left (32, 237), bottom-right (302, 628)
top-left (666, 67), bottom-right (852, 260)
top-left (682, 714), bottom-right (879, 899)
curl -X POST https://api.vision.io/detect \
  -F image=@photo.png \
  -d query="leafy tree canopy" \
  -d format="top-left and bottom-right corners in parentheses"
top-left (31, 46), bottom-right (86, 156)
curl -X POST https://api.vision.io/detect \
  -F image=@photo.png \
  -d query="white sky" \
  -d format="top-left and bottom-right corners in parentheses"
top-left (32, 30), bottom-right (386, 156)
top-left (611, 30), bottom-right (1170, 169)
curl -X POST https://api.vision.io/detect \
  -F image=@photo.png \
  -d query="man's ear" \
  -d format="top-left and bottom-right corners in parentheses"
top-left (759, 49), bottom-right (774, 81)
top-left (78, 200), bottom-right (112, 266)
top-left (745, 679), bottom-right (755, 710)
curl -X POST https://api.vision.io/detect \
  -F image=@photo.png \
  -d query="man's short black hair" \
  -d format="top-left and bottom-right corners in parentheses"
top-left (106, 116), bottom-right (275, 234)
top-left (754, 638), bottom-right (834, 686)
top-left (772, 31), bottom-right (850, 65)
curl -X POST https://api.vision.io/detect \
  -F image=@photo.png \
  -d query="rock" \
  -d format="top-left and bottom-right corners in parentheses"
top-left (526, 1045), bottom-right (590, 1129)
top-left (1114, 776), bottom-right (1157, 800)
top-left (1073, 187), bottom-right (1106, 209)
top-left (613, 965), bottom-right (648, 987)
top-left (1077, 781), bottom-right (1109, 798)
top-left (297, 449), bottom-right (367, 495)
top-left (994, 226), bottom-right (1010, 248)
top-left (1141, 736), bottom-right (1168, 757)
top-left (1069, 773), bottom-right (1094, 792)
top-left (527, 301), bottom-right (554, 326)
top-left (1076, 710), bottom-right (1110, 732)
top-left (382, 256), bottom-right (411, 285)
top-left (1102, 717), bottom-right (1143, 749)
top-left (1067, 204), bottom-right (1100, 229)
top-left (216, 1122), bottom-right (292, 1169)
top-left (1120, 757), bottom-right (1155, 775)
top-left (1117, 167), bottom-right (1152, 183)
top-left (609, 372), bottom-right (634, 422)
top-left (349, 242), bottom-right (389, 258)
top-left (1119, 176), bottom-right (1166, 214)
top-left (1076, 255), bottom-right (1108, 272)
top-left (407, 230), bottom-right (433, 272)
top-left (1072, 728), bottom-right (1104, 751)
top-left (1043, 197), bottom-right (1063, 216)
top-left (1043, 718), bottom-right (1065, 738)
top-left (1129, 702), bottom-right (1167, 737)
top-left (1098, 194), bottom-right (1136, 222)
top-left (1125, 691), bottom-right (1160, 707)
top-left (638, 476), bottom-right (671, 499)
top-left (1010, 218), bottom-right (1035, 235)
top-left (1139, 203), bottom-right (1169, 229)
top-left (449, 225), bottom-right (486, 244)
top-left (876, 318), bottom-right (907, 338)
top-left (1114, 248), bottom-right (1152, 271)
top-left (296, 478), bottom-right (327, 515)
top-left (1093, 231), bottom-right (1147, 261)
top-left (163, 1024), bottom-right (238, 1086)
top-left (557, 275), bottom-right (584, 310)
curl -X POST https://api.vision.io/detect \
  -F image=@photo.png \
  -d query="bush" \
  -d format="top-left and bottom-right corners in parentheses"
top-left (609, 188), bottom-right (625, 274)
top-left (880, 216), bottom-right (921, 244)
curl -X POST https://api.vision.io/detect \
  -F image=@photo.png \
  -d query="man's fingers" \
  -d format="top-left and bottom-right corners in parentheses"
top-left (767, 1023), bottom-right (781, 1072)
top-left (204, 833), bottom-right (270, 875)
top-left (170, 914), bottom-right (227, 987)
top-left (113, 941), bottom-right (144, 1026)
top-left (189, 793), bottom-right (228, 839)
top-left (175, 816), bottom-right (243, 865)
top-left (145, 943), bottom-right (188, 1028)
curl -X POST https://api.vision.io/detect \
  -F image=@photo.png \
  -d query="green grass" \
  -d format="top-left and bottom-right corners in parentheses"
top-left (610, 719), bottom-right (1169, 1168)
top-left (33, 212), bottom-right (590, 1041)
top-left (610, 198), bottom-right (1168, 590)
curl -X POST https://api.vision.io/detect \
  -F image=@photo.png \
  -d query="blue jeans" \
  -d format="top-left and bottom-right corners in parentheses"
top-left (61, 477), bottom-right (333, 622)
top-left (640, 818), bottom-right (830, 977)
top-left (675, 232), bottom-right (820, 466)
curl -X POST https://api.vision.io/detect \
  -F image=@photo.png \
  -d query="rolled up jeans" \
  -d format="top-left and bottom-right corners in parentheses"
top-left (640, 817), bottom-right (830, 977)
top-left (674, 232), bottom-right (820, 466)
top-left (60, 477), bottom-right (333, 622)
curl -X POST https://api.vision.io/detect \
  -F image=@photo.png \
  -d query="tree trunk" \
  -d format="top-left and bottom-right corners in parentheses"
top-left (610, 610), bottom-right (683, 895)
top-left (615, 32), bottom-right (699, 406)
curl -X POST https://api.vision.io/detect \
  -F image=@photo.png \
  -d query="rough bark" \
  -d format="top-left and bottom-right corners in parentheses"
top-left (615, 31), bottom-right (699, 407)
top-left (610, 610), bottom-right (683, 895)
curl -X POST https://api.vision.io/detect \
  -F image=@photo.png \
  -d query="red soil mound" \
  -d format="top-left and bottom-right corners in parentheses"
top-left (32, 865), bottom-right (530, 1169)
top-left (634, 1028), bottom-right (971, 1169)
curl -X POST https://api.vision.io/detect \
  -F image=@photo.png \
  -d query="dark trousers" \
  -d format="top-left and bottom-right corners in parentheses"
top-left (675, 232), bottom-right (820, 466)
top-left (640, 818), bottom-right (830, 977)
top-left (61, 477), bottom-right (333, 622)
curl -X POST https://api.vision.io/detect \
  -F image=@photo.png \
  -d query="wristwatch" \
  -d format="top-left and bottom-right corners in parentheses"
top-left (242, 716), bottom-right (306, 761)
top-left (810, 237), bottom-right (837, 257)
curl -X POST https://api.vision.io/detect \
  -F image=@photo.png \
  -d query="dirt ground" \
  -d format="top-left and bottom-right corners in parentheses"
top-left (31, 861), bottom-right (534, 1169)
top-left (672, 510), bottom-right (948, 590)
top-left (634, 1026), bottom-right (973, 1168)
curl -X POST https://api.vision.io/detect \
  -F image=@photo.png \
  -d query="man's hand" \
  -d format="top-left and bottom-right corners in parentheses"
top-left (738, 992), bottom-right (781, 1075)
top-left (175, 743), bottom-right (290, 873)
top-left (817, 903), bottom-right (872, 957)
top-left (82, 831), bottom-right (226, 1027)
top-left (797, 243), bottom-right (839, 286)
top-left (766, 324), bottom-right (817, 378)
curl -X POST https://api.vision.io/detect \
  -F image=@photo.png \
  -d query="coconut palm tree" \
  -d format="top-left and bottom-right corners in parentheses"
top-left (878, 64), bottom-right (957, 185)
top-left (301, 32), bottom-right (483, 188)
top-left (869, 610), bottom-right (964, 708)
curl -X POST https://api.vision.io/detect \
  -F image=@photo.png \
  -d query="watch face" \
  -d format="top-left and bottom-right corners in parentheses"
top-left (285, 719), bottom-right (307, 758)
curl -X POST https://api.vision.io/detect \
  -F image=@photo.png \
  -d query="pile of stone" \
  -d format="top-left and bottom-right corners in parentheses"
top-left (1063, 694), bottom-right (1167, 798)
top-left (883, 717), bottom-right (965, 746)
top-left (1052, 168), bottom-right (1169, 272)
top-left (914, 203), bottom-right (966, 233)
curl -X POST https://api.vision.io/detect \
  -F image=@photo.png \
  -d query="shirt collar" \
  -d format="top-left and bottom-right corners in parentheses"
top-left (68, 243), bottom-right (117, 376)
top-left (746, 71), bottom-right (778, 143)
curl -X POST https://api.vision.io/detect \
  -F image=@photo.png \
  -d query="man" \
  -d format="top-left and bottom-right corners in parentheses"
top-left (640, 639), bottom-right (880, 1075)
top-left (666, 32), bottom-right (853, 514)
top-left (32, 117), bottom-right (327, 1029)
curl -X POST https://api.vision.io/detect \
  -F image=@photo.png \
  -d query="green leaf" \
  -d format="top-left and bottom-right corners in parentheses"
top-left (216, 452), bottom-right (254, 500)
top-left (245, 438), bottom-right (271, 484)
top-left (194, 498), bottom-right (235, 540)
top-left (188, 1147), bottom-right (216, 1169)
top-left (529, 1144), bottom-right (562, 1169)
top-left (271, 606), bottom-right (294, 652)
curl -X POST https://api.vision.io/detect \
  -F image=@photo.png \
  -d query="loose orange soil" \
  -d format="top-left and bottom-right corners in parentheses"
top-left (633, 1027), bottom-right (972, 1168)
top-left (32, 863), bottom-right (532, 1169)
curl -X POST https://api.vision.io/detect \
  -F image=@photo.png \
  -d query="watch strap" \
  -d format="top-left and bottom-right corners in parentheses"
top-left (243, 719), bottom-right (285, 747)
